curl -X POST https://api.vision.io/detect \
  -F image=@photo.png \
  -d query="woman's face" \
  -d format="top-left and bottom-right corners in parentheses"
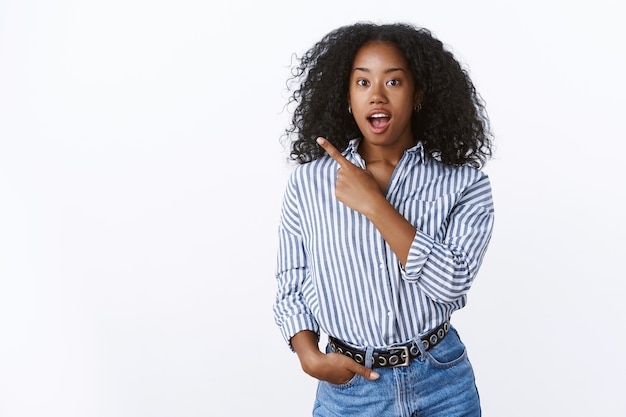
top-left (348, 41), bottom-right (419, 151)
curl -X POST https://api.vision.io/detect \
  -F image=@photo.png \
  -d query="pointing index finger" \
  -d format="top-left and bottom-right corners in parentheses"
top-left (316, 137), bottom-right (351, 168)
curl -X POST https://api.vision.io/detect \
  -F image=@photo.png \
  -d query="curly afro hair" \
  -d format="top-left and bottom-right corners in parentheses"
top-left (283, 22), bottom-right (493, 168)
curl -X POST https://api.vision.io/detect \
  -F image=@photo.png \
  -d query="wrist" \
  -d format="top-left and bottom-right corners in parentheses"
top-left (290, 330), bottom-right (324, 376)
top-left (297, 348), bottom-right (325, 376)
top-left (362, 194), bottom-right (392, 219)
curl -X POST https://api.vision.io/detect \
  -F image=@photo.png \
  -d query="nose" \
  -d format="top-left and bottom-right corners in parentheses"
top-left (370, 82), bottom-right (387, 104)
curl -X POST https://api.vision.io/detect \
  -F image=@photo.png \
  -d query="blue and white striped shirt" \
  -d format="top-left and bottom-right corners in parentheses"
top-left (274, 139), bottom-right (494, 349)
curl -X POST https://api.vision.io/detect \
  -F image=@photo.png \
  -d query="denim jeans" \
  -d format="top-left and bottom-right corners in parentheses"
top-left (313, 327), bottom-right (481, 417)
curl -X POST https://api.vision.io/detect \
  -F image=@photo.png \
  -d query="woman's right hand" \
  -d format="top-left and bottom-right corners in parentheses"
top-left (301, 350), bottom-right (380, 384)
top-left (290, 330), bottom-right (379, 384)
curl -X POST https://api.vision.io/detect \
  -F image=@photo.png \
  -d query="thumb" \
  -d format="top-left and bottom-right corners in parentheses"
top-left (350, 363), bottom-right (380, 381)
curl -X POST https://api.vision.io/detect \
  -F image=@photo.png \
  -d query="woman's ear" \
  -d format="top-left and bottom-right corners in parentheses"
top-left (414, 89), bottom-right (423, 107)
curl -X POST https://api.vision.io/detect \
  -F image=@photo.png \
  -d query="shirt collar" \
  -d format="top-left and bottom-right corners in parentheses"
top-left (347, 138), bottom-right (425, 164)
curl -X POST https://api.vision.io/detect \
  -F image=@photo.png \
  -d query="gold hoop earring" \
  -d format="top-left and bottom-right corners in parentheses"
top-left (348, 105), bottom-right (352, 114)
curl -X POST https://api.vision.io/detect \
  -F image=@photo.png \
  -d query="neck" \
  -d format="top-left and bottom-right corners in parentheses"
top-left (358, 138), bottom-right (414, 166)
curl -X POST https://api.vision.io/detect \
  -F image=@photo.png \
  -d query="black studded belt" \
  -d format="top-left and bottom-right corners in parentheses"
top-left (329, 321), bottom-right (450, 368)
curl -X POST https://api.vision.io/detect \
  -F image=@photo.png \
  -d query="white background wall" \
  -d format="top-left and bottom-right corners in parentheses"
top-left (1, 1), bottom-right (624, 416)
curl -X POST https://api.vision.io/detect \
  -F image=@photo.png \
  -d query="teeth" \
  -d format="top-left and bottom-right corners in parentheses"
top-left (370, 113), bottom-right (387, 118)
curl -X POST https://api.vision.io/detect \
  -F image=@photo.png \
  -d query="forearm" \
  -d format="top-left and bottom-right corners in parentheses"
top-left (291, 330), bottom-right (323, 371)
top-left (363, 195), bottom-right (416, 266)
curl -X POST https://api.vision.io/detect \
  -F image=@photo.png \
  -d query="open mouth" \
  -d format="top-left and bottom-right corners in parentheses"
top-left (368, 112), bottom-right (391, 132)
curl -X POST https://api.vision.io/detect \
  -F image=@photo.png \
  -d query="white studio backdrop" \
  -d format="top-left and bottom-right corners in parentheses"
top-left (1, 0), bottom-right (624, 416)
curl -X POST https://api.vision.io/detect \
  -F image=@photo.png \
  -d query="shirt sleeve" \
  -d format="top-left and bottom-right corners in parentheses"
top-left (401, 173), bottom-right (495, 303)
top-left (272, 174), bottom-right (319, 350)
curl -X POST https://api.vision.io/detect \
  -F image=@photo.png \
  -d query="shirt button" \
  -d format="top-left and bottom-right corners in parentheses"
top-left (379, 263), bottom-right (385, 270)
top-left (387, 311), bottom-right (393, 317)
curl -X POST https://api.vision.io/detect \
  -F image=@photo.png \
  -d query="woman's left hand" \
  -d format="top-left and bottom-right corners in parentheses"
top-left (317, 137), bottom-right (386, 216)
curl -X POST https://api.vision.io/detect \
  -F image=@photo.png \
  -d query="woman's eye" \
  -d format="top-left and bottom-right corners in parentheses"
top-left (387, 79), bottom-right (400, 86)
top-left (356, 79), bottom-right (369, 87)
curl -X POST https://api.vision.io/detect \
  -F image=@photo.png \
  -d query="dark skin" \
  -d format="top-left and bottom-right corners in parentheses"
top-left (291, 42), bottom-right (421, 384)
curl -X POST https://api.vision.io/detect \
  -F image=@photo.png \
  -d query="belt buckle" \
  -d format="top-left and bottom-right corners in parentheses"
top-left (388, 345), bottom-right (410, 367)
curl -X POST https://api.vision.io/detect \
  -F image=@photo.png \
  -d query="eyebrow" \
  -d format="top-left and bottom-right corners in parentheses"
top-left (353, 67), bottom-right (406, 74)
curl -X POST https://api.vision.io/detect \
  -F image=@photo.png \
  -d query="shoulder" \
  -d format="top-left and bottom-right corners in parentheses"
top-left (455, 164), bottom-right (490, 184)
top-left (288, 156), bottom-right (335, 183)
top-left (426, 156), bottom-right (488, 181)
top-left (447, 164), bottom-right (493, 207)
top-left (422, 158), bottom-right (492, 200)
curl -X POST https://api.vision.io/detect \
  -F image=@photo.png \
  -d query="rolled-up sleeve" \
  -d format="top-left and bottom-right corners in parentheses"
top-left (273, 175), bottom-right (318, 349)
top-left (402, 174), bottom-right (494, 303)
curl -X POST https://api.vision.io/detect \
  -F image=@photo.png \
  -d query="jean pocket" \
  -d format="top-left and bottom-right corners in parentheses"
top-left (425, 328), bottom-right (468, 369)
top-left (325, 372), bottom-right (360, 389)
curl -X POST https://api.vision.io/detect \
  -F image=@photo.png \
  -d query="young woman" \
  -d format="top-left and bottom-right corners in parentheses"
top-left (273, 22), bottom-right (494, 416)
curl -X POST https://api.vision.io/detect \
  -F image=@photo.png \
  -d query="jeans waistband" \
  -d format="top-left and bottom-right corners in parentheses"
top-left (329, 321), bottom-right (450, 368)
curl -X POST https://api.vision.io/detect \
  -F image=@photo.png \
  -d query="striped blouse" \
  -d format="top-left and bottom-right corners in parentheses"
top-left (273, 139), bottom-right (494, 350)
